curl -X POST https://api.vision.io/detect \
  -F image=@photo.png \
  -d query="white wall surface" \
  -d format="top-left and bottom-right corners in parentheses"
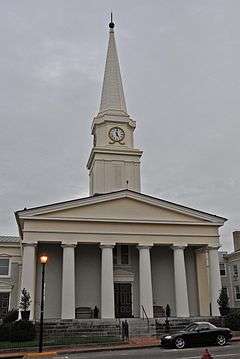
top-left (151, 246), bottom-right (176, 315)
top-left (36, 243), bottom-right (62, 319)
top-left (75, 244), bottom-right (101, 310)
top-left (185, 247), bottom-right (199, 316)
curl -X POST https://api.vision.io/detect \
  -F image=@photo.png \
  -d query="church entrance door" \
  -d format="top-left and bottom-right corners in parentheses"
top-left (114, 283), bottom-right (132, 318)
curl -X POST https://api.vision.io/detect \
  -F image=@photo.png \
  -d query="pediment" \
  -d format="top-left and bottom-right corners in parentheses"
top-left (17, 190), bottom-right (226, 226)
top-left (34, 197), bottom-right (207, 223)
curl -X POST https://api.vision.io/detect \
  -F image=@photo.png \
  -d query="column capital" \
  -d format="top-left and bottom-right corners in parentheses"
top-left (195, 246), bottom-right (208, 254)
top-left (137, 244), bottom-right (153, 250)
top-left (22, 242), bottom-right (37, 247)
top-left (61, 243), bottom-right (77, 248)
top-left (171, 244), bottom-right (188, 250)
top-left (100, 243), bottom-right (115, 249)
top-left (207, 245), bottom-right (221, 251)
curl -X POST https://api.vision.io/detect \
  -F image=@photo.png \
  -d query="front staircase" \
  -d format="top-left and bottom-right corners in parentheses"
top-left (38, 316), bottom-right (222, 341)
top-left (128, 318), bottom-right (156, 337)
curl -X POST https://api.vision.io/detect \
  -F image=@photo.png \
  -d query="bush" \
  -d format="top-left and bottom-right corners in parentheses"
top-left (9, 321), bottom-right (36, 342)
top-left (0, 323), bottom-right (10, 341)
top-left (217, 288), bottom-right (230, 316)
top-left (19, 288), bottom-right (31, 311)
top-left (3, 309), bottom-right (18, 323)
top-left (224, 308), bottom-right (240, 331)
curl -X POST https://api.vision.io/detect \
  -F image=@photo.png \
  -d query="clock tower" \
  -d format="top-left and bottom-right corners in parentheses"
top-left (87, 19), bottom-right (143, 195)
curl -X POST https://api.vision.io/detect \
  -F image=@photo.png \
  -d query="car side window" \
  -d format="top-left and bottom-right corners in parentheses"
top-left (198, 324), bottom-right (210, 331)
top-left (188, 324), bottom-right (198, 332)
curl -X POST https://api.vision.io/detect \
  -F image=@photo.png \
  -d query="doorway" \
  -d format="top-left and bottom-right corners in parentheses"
top-left (114, 283), bottom-right (132, 318)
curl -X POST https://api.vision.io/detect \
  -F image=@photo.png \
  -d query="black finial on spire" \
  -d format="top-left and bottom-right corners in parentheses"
top-left (109, 12), bottom-right (115, 29)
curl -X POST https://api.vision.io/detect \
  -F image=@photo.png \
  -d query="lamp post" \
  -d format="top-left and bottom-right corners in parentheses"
top-left (39, 255), bottom-right (48, 353)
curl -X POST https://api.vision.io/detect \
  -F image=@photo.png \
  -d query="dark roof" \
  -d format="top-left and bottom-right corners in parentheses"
top-left (0, 236), bottom-right (20, 243)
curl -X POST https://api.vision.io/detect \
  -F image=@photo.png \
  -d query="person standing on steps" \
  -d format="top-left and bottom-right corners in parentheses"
top-left (122, 320), bottom-right (129, 341)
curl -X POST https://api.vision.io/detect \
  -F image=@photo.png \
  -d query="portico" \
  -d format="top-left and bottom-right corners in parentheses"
top-left (16, 190), bottom-right (225, 320)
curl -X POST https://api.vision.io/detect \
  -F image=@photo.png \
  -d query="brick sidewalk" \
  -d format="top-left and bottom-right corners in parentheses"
top-left (0, 336), bottom-right (239, 358)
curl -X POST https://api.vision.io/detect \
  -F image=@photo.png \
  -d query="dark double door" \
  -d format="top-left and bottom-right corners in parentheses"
top-left (114, 283), bottom-right (132, 318)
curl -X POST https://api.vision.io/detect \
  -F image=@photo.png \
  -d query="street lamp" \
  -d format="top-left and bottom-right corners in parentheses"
top-left (39, 255), bottom-right (48, 353)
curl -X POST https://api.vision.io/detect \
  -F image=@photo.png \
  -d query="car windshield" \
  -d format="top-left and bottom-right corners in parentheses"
top-left (184, 323), bottom-right (217, 332)
top-left (208, 323), bottom-right (217, 329)
top-left (184, 324), bottom-right (198, 332)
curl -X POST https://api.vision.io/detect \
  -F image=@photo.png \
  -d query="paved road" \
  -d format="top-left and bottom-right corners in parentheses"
top-left (59, 342), bottom-right (240, 358)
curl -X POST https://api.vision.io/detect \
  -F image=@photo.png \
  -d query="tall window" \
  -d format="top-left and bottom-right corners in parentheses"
top-left (113, 245), bottom-right (130, 265)
top-left (220, 263), bottom-right (226, 276)
top-left (0, 259), bottom-right (9, 276)
top-left (233, 264), bottom-right (238, 278)
top-left (235, 286), bottom-right (240, 300)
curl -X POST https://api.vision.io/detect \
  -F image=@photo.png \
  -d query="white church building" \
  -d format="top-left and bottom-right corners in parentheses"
top-left (15, 20), bottom-right (226, 321)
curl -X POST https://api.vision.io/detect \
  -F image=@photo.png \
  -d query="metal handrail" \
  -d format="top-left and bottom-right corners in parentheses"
top-left (141, 305), bottom-right (149, 331)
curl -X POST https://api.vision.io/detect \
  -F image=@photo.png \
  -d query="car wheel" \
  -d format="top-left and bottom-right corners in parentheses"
top-left (175, 337), bottom-right (185, 349)
top-left (216, 334), bottom-right (227, 346)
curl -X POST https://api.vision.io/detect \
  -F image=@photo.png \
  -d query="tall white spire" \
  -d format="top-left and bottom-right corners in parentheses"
top-left (99, 16), bottom-right (127, 115)
top-left (88, 16), bottom-right (142, 195)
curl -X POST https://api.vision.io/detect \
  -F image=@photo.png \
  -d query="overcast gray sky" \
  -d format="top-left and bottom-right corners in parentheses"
top-left (0, 0), bottom-right (239, 251)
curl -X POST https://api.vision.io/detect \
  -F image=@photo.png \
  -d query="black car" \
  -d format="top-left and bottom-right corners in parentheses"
top-left (161, 322), bottom-right (232, 349)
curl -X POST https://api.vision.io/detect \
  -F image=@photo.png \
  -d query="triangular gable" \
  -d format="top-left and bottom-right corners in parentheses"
top-left (16, 190), bottom-right (226, 225)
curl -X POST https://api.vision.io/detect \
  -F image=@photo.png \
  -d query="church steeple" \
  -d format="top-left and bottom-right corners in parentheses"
top-left (87, 18), bottom-right (142, 196)
top-left (99, 15), bottom-right (127, 116)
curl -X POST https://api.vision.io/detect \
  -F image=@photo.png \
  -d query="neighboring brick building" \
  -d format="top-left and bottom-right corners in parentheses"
top-left (0, 236), bottom-right (21, 318)
top-left (219, 231), bottom-right (240, 308)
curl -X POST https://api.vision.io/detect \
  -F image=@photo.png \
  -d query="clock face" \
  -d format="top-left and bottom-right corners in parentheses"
top-left (109, 127), bottom-right (125, 142)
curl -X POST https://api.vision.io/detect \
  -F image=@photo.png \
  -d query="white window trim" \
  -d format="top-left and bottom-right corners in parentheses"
top-left (114, 245), bottom-right (131, 266)
top-left (220, 263), bottom-right (227, 277)
top-left (234, 286), bottom-right (240, 302)
top-left (0, 257), bottom-right (11, 278)
top-left (232, 264), bottom-right (239, 281)
top-left (0, 288), bottom-right (11, 311)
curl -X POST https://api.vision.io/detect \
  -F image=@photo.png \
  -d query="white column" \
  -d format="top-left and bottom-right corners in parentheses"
top-left (100, 244), bottom-right (115, 319)
top-left (208, 246), bottom-right (221, 316)
top-left (172, 245), bottom-right (189, 317)
top-left (20, 243), bottom-right (37, 320)
top-left (138, 245), bottom-right (153, 318)
top-left (61, 244), bottom-right (76, 319)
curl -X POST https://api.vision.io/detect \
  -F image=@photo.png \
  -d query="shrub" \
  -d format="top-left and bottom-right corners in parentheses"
top-left (224, 308), bottom-right (240, 331)
top-left (10, 320), bottom-right (36, 342)
top-left (217, 288), bottom-right (230, 316)
top-left (0, 323), bottom-right (10, 341)
top-left (19, 288), bottom-right (31, 311)
top-left (3, 309), bottom-right (18, 323)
